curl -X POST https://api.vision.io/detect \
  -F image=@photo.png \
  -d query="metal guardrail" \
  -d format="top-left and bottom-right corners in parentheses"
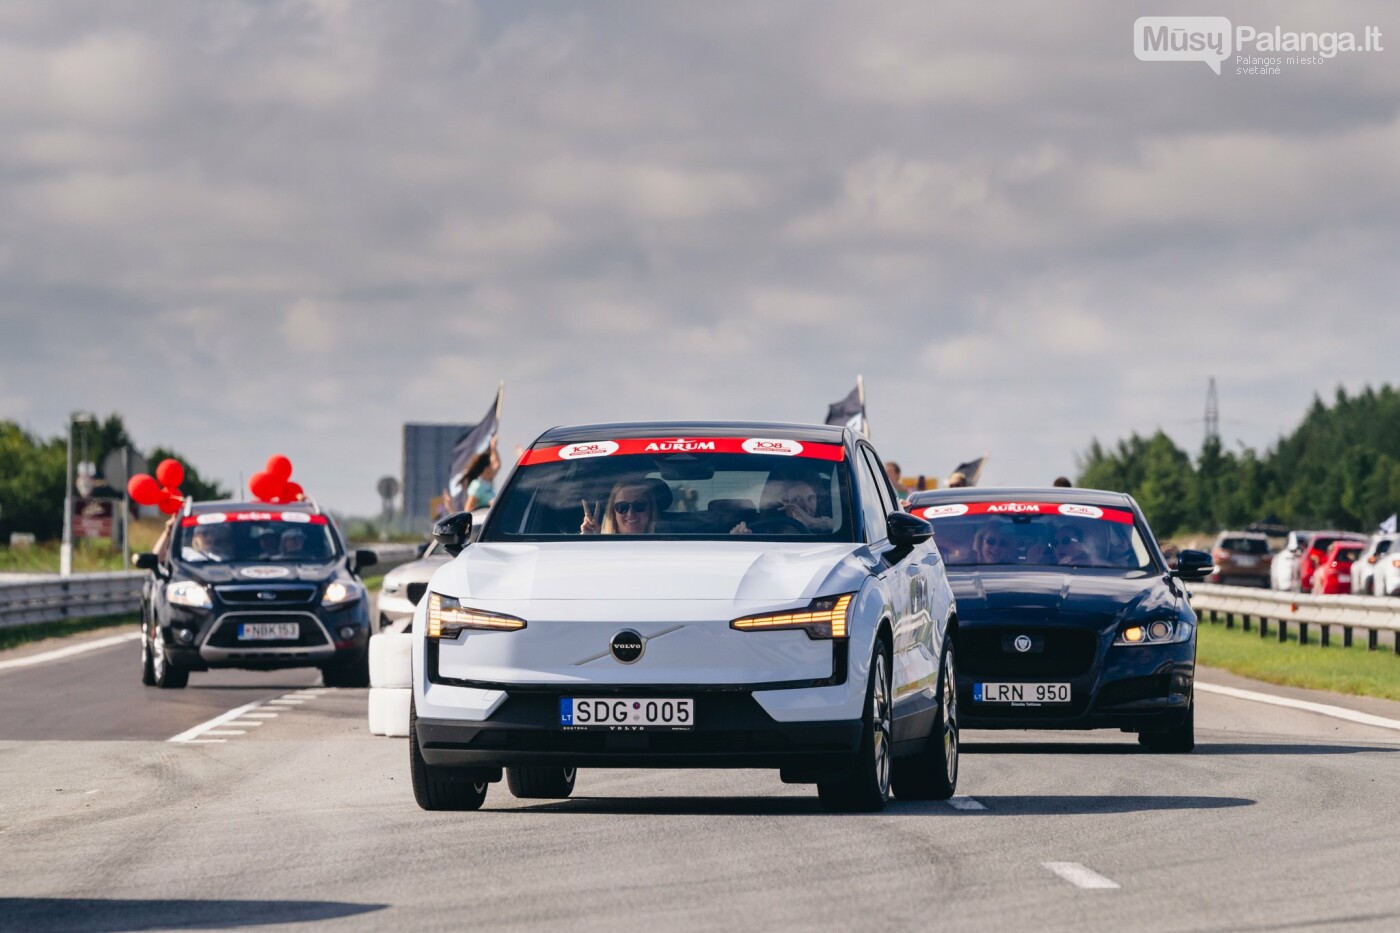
top-left (1189, 582), bottom-right (1400, 652)
top-left (0, 544), bottom-right (424, 630)
top-left (0, 572), bottom-right (144, 629)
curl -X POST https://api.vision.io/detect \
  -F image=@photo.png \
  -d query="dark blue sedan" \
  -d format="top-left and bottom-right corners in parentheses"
top-left (906, 487), bottom-right (1214, 752)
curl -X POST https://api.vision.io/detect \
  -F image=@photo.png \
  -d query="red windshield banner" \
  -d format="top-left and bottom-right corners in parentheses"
top-left (521, 437), bottom-right (845, 465)
top-left (910, 501), bottom-right (1135, 525)
top-left (180, 512), bottom-right (329, 527)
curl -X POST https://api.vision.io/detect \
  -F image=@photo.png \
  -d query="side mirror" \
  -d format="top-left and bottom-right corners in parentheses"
top-left (432, 510), bottom-right (474, 557)
top-left (887, 511), bottom-right (933, 547)
top-left (132, 552), bottom-right (159, 572)
top-left (416, 541), bottom-right (430, 558)
top-left (353, 549), bottom-right (379, 575)
top-left (1172, 548), bottom-right (1215, 580)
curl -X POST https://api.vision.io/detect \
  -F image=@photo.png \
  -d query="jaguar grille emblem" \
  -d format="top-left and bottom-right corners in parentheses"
top-left (1013, 635), bottom-right (1033, 653)
top-left (610, 630), bottom-right (645, 664)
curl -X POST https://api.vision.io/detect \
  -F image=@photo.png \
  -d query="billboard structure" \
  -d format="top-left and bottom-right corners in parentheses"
top-left (401, 423), bottom-right (473, 530)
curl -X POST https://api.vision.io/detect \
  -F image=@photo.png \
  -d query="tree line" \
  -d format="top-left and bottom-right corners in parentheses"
top-left (1078, 384), bottom-right (1400, 538)
top-left (0, 415), bottom-right (227, 542)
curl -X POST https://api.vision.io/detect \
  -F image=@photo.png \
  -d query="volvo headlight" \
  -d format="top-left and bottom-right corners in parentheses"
top-left (166, 581), bottom-right (211, 609)
top-left (1115, 618), bottom-right (1192, 646)
top-left (322, 581), bottom-right (361, 606)
top-left (731, 593), bottom-right (854, 640)
top-left (427, 592), bottom-right (526, 639)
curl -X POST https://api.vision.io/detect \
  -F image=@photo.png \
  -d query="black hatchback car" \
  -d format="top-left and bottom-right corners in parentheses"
top-left (906, 487), bottom-right (1214, 752)
top-left (134, 500), bottom-right (378, 689)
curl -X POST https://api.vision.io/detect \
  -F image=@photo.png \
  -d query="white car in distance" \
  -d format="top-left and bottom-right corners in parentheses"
top-left (409, 422), bottom-right (959, 813)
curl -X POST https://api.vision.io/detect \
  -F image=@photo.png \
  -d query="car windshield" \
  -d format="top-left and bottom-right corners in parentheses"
top-left (910, 500), bottom-right (1155, 571)
top-left (1220, 536), bottom-right (1270, 554)
top-left (481, 438), bottom-right (857, 542)
top-left (175, 512), bottom-right (338, 563)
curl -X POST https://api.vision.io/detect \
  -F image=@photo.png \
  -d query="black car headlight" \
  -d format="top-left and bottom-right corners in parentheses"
top-left (322, 581), bottom-right (362, 606)
top-left (426, 592), bottom-right (525, 639)
top-left (1115, 618), bottom-right (1193, 646)
top-left (165, 581), bottom-right (212, 609)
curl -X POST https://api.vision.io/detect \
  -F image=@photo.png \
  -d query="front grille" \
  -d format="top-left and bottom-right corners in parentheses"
top-left (215, 585), bottom-right (318, 606)
top-left (407, 583), bottom-right (428, 606)
top-left (1097, 674), bottom-right (1173, 706)
top-left (959, 627), bottom-right (1099, 677)
top-left (205, 613), bottom-right (330, 649)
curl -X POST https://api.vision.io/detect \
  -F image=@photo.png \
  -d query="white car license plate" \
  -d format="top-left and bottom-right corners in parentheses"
top-left (974, 682), bottom-right (1071, 704)
top-left (238, 622), bottom-right (299, 640)
top-left (560, 698), bottom-right (694, 730)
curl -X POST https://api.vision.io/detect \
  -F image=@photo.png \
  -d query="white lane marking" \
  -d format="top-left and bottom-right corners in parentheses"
top-left (268, 697), bottom-right (308, 704)
top-left (1197, 682), bottom-right (1400, 733)
top-left (1043, 862), bottom-right (1120, 889)
top-left (203, 730), bottom-right (246, 736)
top-left (948, 796), bottom-right (987, 810)
top-left (0, 632), bottom-right (141, 672)
top-left (169, 699), bottom-right (268, 744)
top-left (227, 720), bottom-right (264, 727)
top-left (181, 739), bottom-right (226, 744)
top-left (241, 712), bottom-right (280, 719)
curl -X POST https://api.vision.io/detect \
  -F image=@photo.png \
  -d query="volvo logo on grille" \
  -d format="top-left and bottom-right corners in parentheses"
top-left (257, 591), bottom-right (278, 601)
top-left (1013, 635), bottom-right (1033, 653)
top-left (610, 630), bottom-right (645, 664)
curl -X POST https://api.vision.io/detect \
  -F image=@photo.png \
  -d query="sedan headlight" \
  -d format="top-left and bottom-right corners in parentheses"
top-left (1115, 618), bottom-right (1192, 646)
top-left (166, 581), bottom-right (211, 609)
top-left (427, 592), bottom-right (525, 639)
top-left (731, 593), bottom-right (854, 640)
top-left (322, 581), bottom-right (361, 606)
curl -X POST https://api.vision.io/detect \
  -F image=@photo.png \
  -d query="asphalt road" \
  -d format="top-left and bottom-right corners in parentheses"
top-left (3, 626), bottom-right (1400, 932)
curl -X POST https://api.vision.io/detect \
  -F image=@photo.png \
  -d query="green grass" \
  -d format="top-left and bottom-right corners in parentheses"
top-left (1198, 614), bottom-right (1400, 702)
top-left (0, 613), bottom-right (139, 653)
top-left (360, 575), bottom-right (384, 592)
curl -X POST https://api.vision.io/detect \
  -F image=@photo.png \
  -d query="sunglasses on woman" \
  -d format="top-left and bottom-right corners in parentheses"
top-left (613, 500), bottom-right (651, 515)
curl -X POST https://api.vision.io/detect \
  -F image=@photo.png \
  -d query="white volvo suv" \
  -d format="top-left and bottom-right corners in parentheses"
top-left (409, 421), bottom-right (959, 812)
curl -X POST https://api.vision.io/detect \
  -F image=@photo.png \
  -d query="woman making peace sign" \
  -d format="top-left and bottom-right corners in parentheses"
top-left (580, 480), bottom-right (660, 535)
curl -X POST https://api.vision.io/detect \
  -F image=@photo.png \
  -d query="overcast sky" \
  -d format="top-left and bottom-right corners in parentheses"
top-left (2, 1), bottom-right (1397, 516)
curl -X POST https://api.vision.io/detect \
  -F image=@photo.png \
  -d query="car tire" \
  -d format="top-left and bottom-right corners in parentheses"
top-left (409, 701), bottom-right (489, 811)
top-left (151, 634), bottom-right (188, 690)
top-left (891, 640), bottom-right (958, 801)
top-left (320, 648), bottom-right (370, 688)
top-left (506, 766), bottom-right (577, 799)
top-left (818, 636), bottom-right (892, 813)
top-left (140, 625), bottom-right (156, 687)
top-left (1139, 695), bottom-right (1195, 753)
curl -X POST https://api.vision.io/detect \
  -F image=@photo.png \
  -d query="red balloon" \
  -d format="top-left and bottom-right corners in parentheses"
top-left (249, 470), bottom-right (281, 502)
top-left (266, 454), bottom-right (293, 483)
top-left (155, 459), bottom-right (184, 489)
top-left (283, 481), bottom-right (304, 501)
top-left (128, 474), bottom-right (162, 506)
top-left (158, 491), bottom-right (180, 515)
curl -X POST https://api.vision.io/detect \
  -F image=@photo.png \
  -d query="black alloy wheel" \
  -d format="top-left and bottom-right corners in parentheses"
top-left (818, 636), bottom-right (892, 813)
top-left (1139, 695), bottom-right (1195, 753)
top-left (892, 640), bottom-right (959, 801)
top-left (409, 701), bottom-right (489, 811)
top-left (506, 766), bottom-right (578, 799)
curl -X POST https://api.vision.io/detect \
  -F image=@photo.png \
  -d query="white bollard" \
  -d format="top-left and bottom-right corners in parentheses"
top-left (367, 633), bottom-right (414, 736)
top-left (368, 633), bottom-right (412, 689)
top-left (368, 687), bottom-right (411, 737)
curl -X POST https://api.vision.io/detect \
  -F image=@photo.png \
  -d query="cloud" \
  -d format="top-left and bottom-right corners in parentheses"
top-left (1, 1), bottom-right (1397, 513)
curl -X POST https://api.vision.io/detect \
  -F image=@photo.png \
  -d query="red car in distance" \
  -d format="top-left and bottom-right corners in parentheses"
top-left (1298, 532), bottom-right (1368, 592)
top-left (1311, 540), bottom-right (1366, 595)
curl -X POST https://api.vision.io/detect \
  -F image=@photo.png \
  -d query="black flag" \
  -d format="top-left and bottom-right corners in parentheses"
top-left (448, 388), bottom-right (501, 500)
top-left (949, 456), bottom-right (986, 487)
top-left (825, 384), bottom-right (865, 434)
